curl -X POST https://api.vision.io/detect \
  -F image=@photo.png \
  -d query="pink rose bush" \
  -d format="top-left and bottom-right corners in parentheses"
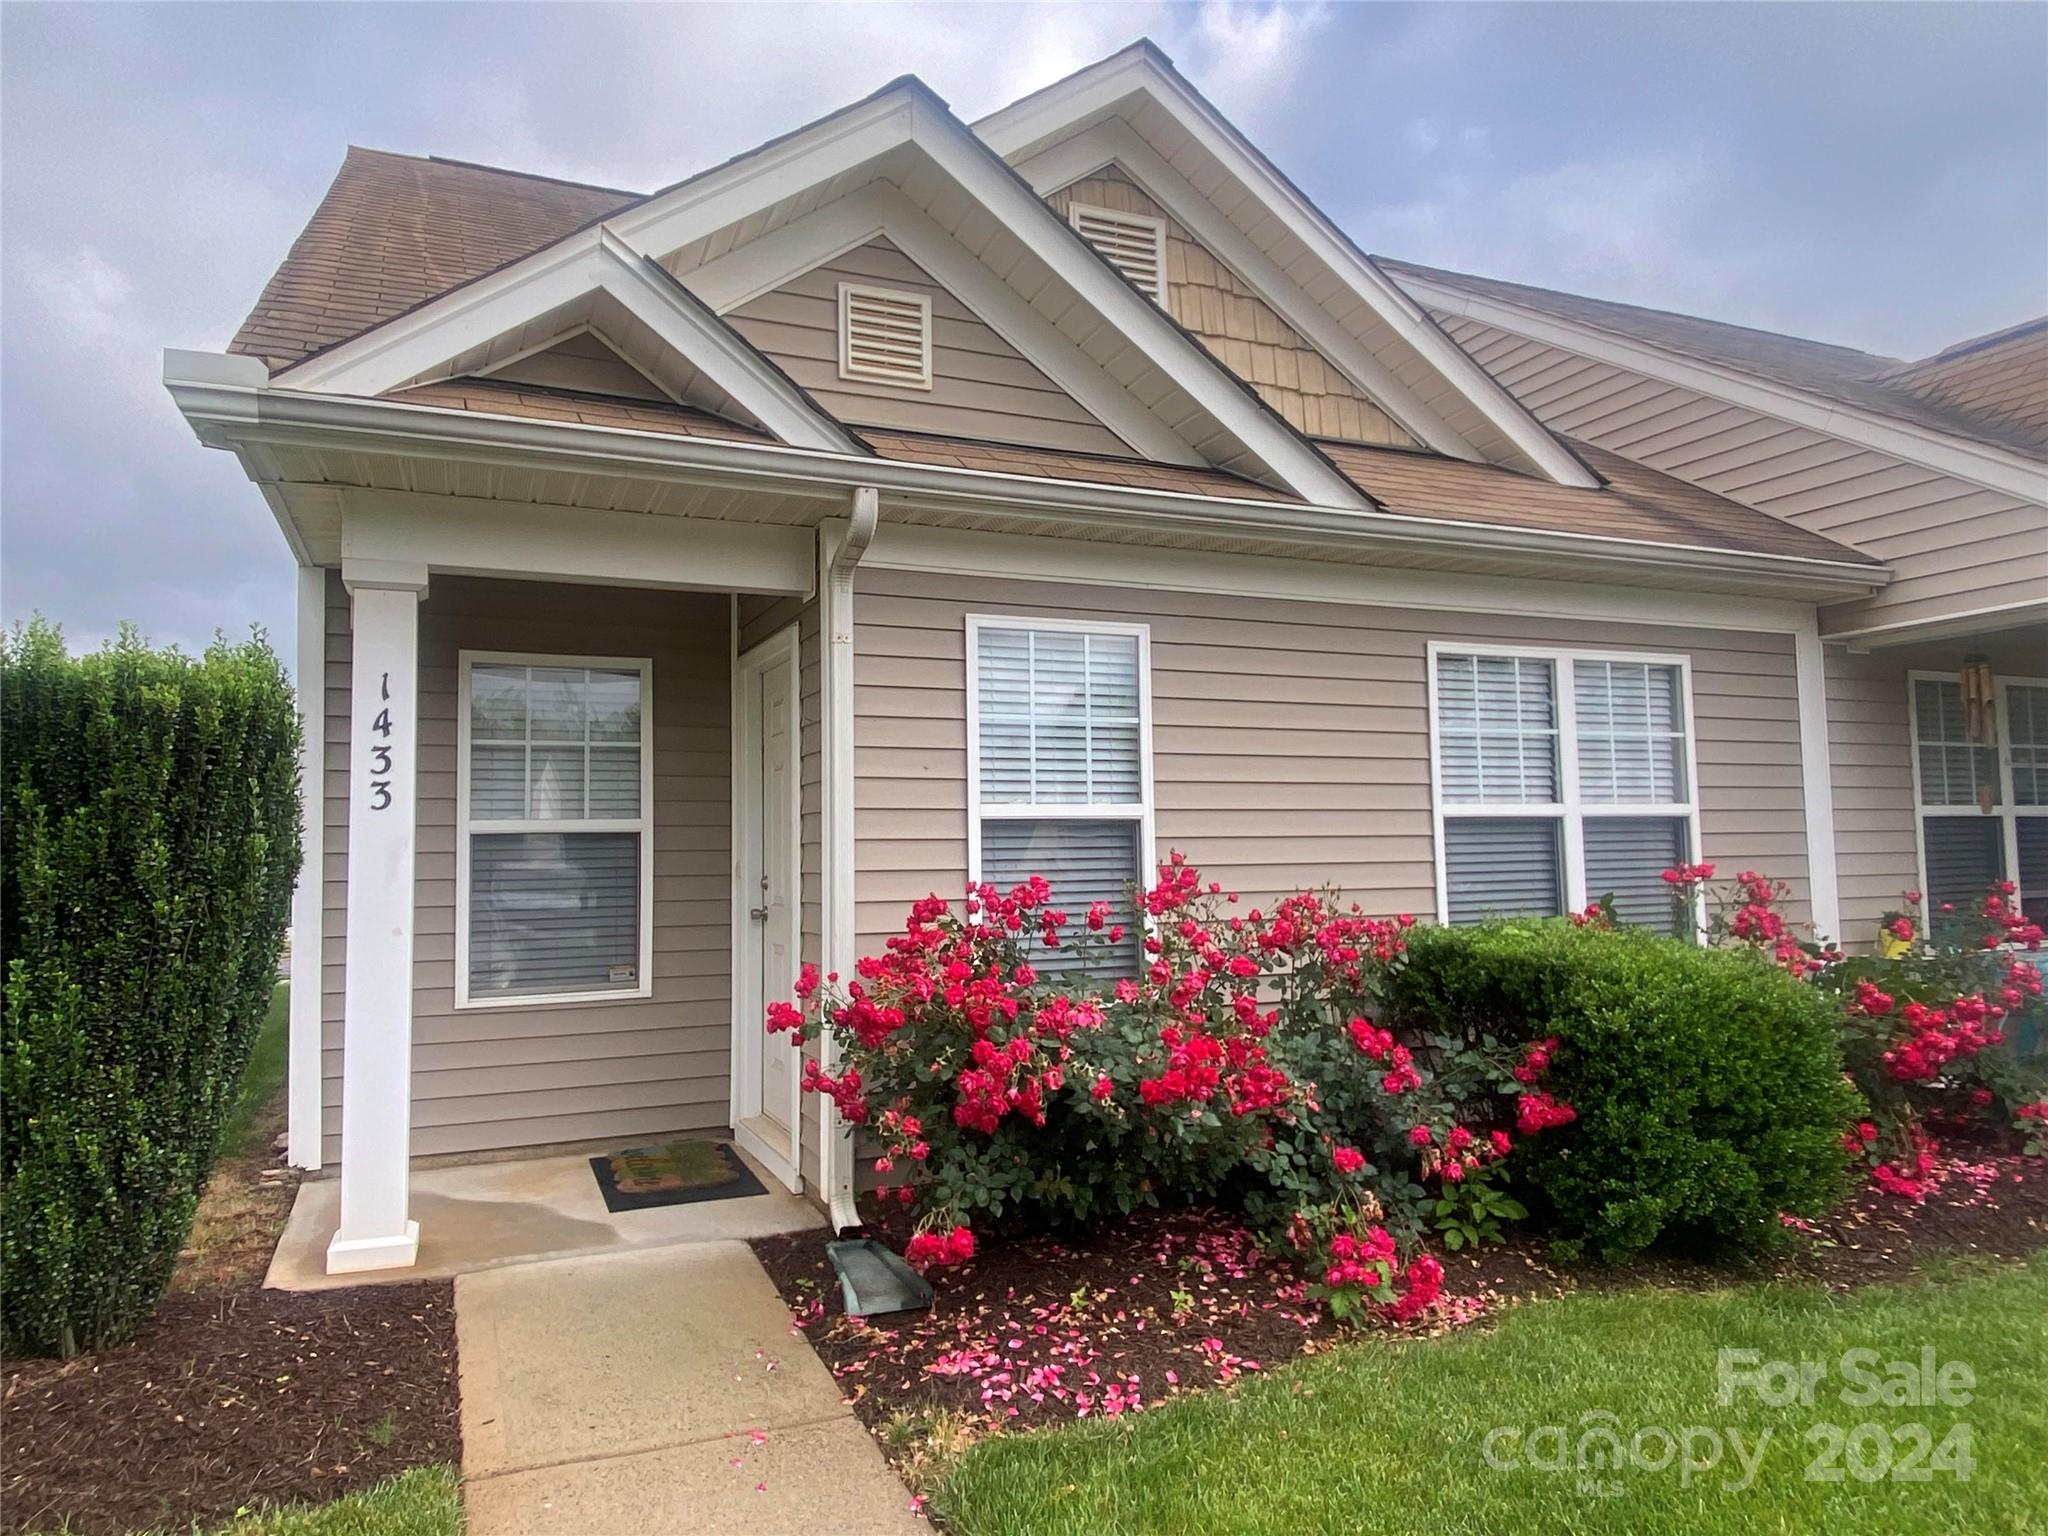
top-left (768, 853), bottom-right (1574, 1317)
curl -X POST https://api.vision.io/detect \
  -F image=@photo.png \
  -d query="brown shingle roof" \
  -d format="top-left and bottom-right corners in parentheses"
top-left (1880, 319), bottom-right (2048, 447)
top-left (1315, 438), bottom-right (1881, 566)
top-left (229, 149), bottom-right (637, 370)
top-left (382, 378), bottom-right (775, 442)
top-left (857, 429), bottom-right (1300, 500)
top-left (1381, 258), bottom-right (2048, 461)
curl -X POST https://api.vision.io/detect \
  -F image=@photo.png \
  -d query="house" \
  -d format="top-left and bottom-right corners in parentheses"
top-left (164, 40), bottom-right (2047, 1275)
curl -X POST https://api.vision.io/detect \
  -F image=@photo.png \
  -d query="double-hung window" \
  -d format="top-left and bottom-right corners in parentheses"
top-left (1910, 672), bottom-right (2048, 924)
top-left (968, 617), bottom-right (1152, 976)
top-left (458, 654), bottom-right (653, 1006)
top-left (1430, 646), bottom-right (1699, 934)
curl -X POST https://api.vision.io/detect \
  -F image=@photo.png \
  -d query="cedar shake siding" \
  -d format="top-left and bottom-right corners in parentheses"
top-left (321, 574), bottom-right (733, 1162)
top-left (850, 569), bottom-right (1815, 950)
top-left (723, 237), bottom-right (1131, 456)
top-left (1047, 166), bottom-right (1418, 449)
top-left (1428, 314), bottom-right (2048, 638)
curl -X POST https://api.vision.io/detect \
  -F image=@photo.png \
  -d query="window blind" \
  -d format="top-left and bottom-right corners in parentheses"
top-left (1575, 661), bottom-right (1686, 805)
top-left (1584, 816), bottom-right (1688, 934)
top-left (977, 627), bottom-right (1142, 805)
top-left (2018, 818), bottom-right (2048, 927)
top-left (1436, 653), bottom-right (1557, 804)
top-left (2010, 683), bottom-right (2048, 807)
top-left (1922, 816), bottom-right (2003, 914)
top-left (470, 832), bottom-right (640, 997)
top-left (1915, 678), bottom-right (1999, 807)
top-left (1444, 818), bottom-right (1562, 924)
top-left (982, 818), bottom-right (1141, 977)
top-left (465, 661), bottom-right (647, 1002)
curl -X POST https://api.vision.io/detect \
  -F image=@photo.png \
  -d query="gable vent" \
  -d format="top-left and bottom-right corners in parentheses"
top-left (1068, 202), bottom-right (1167, 304)
top-left (838, 282), bottom-right (933, 389)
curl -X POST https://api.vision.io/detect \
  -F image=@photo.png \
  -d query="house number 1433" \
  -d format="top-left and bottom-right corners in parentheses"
top-left (366, 671), bottom-right (397, 811)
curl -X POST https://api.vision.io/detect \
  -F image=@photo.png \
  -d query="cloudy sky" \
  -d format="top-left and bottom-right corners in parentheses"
top-left (4, 1), bottom-right (2043, 661)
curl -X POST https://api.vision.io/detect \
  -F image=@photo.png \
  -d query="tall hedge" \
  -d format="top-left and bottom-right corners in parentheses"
top-left (1381, 921), bottom-right (1857, 1262)
top-left (2, 621), bottom-right (301, 1355)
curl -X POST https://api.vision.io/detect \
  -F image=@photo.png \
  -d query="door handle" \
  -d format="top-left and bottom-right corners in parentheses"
top-left (749, 906), bottom-right (770, 921)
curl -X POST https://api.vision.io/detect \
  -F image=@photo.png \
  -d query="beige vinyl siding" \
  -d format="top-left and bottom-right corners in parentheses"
top-left (1825, 645), bottom-right (1919, 946)
top-left (1048, 167), bottom-right (1416, 449)
top-left (737, 593), bottom-right (827, 1194)
top-left (321, 573), bottom-right (733, 1162)
top-left (851, 569), bottom-right (1812, 947)
top-left (1437, 315), bottom-right (2048, 637)
top-left (485, 330), bottom-right (669, 401)
top-left (724, 237), bottom-right (1130, 456)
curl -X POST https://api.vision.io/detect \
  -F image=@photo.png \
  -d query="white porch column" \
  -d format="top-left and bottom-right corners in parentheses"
top-left (287, 565), bottom-right (327, 1170)
top-left (1794, 614), bottom-right (1843, 947)
top-left (327, 559), bottom-right (428, 1274)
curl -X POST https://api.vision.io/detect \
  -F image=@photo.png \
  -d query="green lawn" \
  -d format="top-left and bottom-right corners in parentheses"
top-left (936, 1256), bottom-right (2048, 1536)
top-left (189, 1466), bottom-right (460, 1536)
top-left (219, 982), bottom-right (290, 1162)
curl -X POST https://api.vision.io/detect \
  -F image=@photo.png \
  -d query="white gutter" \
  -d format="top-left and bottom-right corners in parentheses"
top-left (162, 362), bottom-right (1890, 601)
top-left (817, 488), bottom-right (879, 1233)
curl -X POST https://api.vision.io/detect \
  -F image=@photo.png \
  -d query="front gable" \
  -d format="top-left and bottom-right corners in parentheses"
top-left (724, 236), bottom-right (1131, 455)
top-left (1048, 166), bottom-right (1416, 449)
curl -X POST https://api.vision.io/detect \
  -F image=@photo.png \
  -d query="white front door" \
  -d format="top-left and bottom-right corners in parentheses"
top-left (734, 627), bottom-right (802, 1191)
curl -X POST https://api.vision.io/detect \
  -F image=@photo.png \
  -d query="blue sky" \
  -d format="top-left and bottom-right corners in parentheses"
top-left (3, 1), bottom-right (2043, 659)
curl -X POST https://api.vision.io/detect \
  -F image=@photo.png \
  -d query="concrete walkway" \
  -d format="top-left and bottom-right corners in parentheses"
top-left (457, 1241), bottom-right (923, 1536)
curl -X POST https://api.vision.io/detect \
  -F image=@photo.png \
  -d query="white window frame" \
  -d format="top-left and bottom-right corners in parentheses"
top-left (455, 650), bottom-right (656, 1010)
top-left (964, 614), bottom-right (1156, 904)
top-left (1426, 641), bottom-right (1704, 932)
top-left (1066, 201), bottom-right (1169, 305)
top-left (836, 281), bottom-right (933, 390)
top-left (1907, 669), bottom-right (2048, 917)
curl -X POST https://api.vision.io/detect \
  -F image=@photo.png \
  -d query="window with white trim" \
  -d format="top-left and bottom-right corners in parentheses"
top-left (459, 655), bottom-right (652, 1005)
top-left (1910, 674), bottom-right (2048, 924)
top-left (837, 282), bottom-right (932, 389)
top-left (969, 619), bottom-right (1152, 976)
top-left (1431, 648), bottom-right (1698, 934)
top-left (1067, 202), bottom-right (1168, 304)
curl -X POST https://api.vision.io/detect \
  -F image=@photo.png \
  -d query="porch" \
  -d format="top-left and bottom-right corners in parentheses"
top-left (287, 484), bottom-right (873, 1277)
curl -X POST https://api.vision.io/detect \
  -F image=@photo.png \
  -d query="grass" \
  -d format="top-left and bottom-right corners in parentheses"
top-left (219, 983), bottom-right (290, 1161)
top-left (935, 1255), bottom-right (2048, 1536)
top-left (173, 984), bottom-right (298, 1292)
top-left (188, 1465), bottom-right (461, 1536)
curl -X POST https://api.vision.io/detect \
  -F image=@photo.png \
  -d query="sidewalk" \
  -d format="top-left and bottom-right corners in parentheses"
top-left (457, 1240), bottom-right (922, 1536)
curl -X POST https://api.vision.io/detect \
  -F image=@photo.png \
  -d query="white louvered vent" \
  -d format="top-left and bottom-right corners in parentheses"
top-left (837, 282), bottom-right (932, 389)
top-left (1068, 202), bottom-right (1167, 304)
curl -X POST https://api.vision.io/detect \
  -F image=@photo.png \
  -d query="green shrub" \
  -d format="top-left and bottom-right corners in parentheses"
top-left (2, 620), bottom-right (300, 1355)
top-left (1380, 921), bottom-right (1857, 1262)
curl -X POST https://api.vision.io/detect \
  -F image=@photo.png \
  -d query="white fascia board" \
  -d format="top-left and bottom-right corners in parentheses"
top-left (863, 519), bottom-right (1822, 636)
top-left (270, 231), bottom-right (860, 454)
top-left (1828, 597), bottom-right (2048, 649)
top-left (680, 183), bottom-right (1203, 468)
top-left (1012, 123), bottom-right (1483, 463)
top-left (340, 487), bottom-right (815, 594)
top-left (906, 96), bottom-right (1365, 508)
top-left (975, 54), bottom-right (1600, 490)
top-left (1402, 273), bottom-right (2048, 505)
top-left (174, 377), bottom-right (1887, 601)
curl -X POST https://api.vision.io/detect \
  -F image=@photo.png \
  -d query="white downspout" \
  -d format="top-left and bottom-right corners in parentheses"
top-left (818, 487), bottom-right (879, 1232)
top-left (1793, 612), bottom-right (1843, 947)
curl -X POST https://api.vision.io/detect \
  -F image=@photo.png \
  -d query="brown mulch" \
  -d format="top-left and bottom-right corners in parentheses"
top-left (754, 1145), bottom-right (2048, 1459)
top-left (2, 1282), bottom-right (460, 1536)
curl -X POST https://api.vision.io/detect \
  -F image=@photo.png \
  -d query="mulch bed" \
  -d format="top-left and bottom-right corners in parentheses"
top-left (2, 1282), bottom-right (460, 1536)
top-left (753, 1144), bottom-right (2048, 1453)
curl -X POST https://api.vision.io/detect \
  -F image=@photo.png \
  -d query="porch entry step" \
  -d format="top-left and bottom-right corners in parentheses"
top-left (588, 1139), bottom-right (766, 1214)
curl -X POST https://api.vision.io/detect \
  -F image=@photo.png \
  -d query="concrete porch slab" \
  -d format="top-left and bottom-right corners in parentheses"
top-left (266, 1144), bottom-right (824, 1290)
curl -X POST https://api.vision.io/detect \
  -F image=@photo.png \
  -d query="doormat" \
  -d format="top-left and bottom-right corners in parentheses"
top-left (588, 1140), bottom-right (768, 1213)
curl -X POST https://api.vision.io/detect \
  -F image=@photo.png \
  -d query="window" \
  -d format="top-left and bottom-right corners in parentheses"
top-left (1430, 646), bottom-right (1699, 934)
top-left (837, 282), bottom-right (932, 389)
top-left (1910, 673), bottom-right (2048, 925)
top-left (458, 654), bottom-right (652, 1006)
top-left (1067, 202), bottom-right (1167, 304)
top-left (968, 618), bottom-right (1152, 976)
